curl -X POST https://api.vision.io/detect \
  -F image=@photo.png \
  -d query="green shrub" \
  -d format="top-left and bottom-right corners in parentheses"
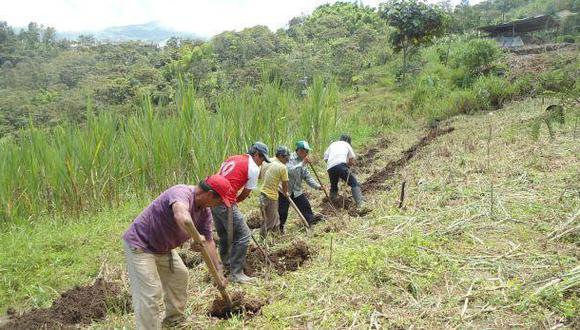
top-left (557, 35), bottom-right (576, 44)
top-left (538, 69), bottom-right (576, 93)
top-left (473, 75), bottom-right (516, 109)
top-left (451, 38), bottom-right (502, 75)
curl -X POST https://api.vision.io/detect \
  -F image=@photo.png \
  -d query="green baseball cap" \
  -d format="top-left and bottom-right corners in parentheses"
top-left (295, 140), bottom-right (311, 151)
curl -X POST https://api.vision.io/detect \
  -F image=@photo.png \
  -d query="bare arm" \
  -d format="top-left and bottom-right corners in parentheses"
top-left (281, 180), bottom-right (289, 197)
top-left (236, 188), bottom-right (252, 203)
top-left (172, 202), bottom-right (225, 286)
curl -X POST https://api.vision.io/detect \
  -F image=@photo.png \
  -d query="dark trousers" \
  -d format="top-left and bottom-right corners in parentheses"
top-left (327, 163), bottom-right (359, 193)
top-left (211, 204), bottom-right (250, 275)
top-left (278, 192), bottom-right (315, 229)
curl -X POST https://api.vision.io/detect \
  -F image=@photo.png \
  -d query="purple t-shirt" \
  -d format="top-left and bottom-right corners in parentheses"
top-left (123, 185), bottom-right (213, 253)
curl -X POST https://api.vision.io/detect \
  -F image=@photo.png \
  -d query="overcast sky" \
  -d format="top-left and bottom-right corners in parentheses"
top-left (1, 0), bottom-right (484, 38)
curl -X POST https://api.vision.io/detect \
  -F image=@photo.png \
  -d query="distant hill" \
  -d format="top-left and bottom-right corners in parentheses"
top-left (56, 21), bottom-right (200, 44)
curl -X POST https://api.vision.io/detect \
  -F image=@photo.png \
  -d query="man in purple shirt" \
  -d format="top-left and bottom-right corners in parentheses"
top-left (123, 175), bottom-right (232, 330)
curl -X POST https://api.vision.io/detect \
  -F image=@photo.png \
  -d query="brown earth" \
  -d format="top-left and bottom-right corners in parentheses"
top-left (246, 209), bottom-right (262, 229)
top-left (245, 240), bottom-right (310, 276)
top-left (1, 279), bottom-right (131, 330)
top-left (207, 291), bottom-right (264, 319)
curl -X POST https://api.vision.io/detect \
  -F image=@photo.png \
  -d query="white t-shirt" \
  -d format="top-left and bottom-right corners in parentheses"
top-left (246, 155), bottom-right (260, 189)
top-left (324, 141), bottom-right (356, 170)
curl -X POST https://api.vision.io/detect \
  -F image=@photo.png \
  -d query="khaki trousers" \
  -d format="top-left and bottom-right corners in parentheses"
top-left (123, 240), bottom-right (188, 330)
top-left (260, 193), bottom-right (280, 237)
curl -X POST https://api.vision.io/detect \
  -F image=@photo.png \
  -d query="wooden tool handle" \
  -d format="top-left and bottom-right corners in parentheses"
top-left (280, 189), bottom-right (310, 228)
top-left (188, 220), bottom-right (232, 306)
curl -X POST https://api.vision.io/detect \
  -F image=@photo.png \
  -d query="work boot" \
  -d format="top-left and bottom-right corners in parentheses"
top-left (329, 190), bottom-right (338, 203)
top-left (311, 213), bottom-right (323, 224)
top-left (352, 186), bottom-right (371, 215)
top-left (228, 271), bottom-right (255, 284)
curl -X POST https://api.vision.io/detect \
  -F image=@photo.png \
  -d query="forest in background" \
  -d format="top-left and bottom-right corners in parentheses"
top-left (0, 0), bottom-right (578, 137)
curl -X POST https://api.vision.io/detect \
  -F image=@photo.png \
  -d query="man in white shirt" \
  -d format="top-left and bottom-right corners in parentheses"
top-left (323, 134), bottom-right (368, 213)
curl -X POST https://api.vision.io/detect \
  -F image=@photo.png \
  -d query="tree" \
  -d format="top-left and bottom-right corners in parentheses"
top-left (379, 0), bottom-right (448, 83)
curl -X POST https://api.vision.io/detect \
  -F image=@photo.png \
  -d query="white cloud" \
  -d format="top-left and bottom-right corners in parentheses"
top-left (0, 0), bottom-right (483, 37)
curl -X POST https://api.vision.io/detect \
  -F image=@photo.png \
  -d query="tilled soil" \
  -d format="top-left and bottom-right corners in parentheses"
top-left (362, 126), bottom-right (455, 192)
top-left (207, 291), bottom-right (264, 319)
top-left (245, 240), bottom-right (310, 276)
top-left (2, 279), bottom-right (131, 330)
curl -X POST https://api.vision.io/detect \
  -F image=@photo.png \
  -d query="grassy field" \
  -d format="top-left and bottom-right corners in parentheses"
top-left (1, 43), bottom-right (578, 328)
top-left (1, 95), bottom-right (577, 328)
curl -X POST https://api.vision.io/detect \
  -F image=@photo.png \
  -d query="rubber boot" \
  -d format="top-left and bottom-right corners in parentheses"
top-left (329, 190), bottom-right (338, 203)
top-left (227, 238), bottom-right (254, 284)
top-left (352, 186), bottom-right (370, 215)
top-left (228, 271), bottom-right (254, 284)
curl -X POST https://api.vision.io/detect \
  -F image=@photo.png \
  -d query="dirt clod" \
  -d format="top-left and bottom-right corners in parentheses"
top-left (2, 279), bottom-right (131, 330)
top-left (245, 240), bottom-right (310, 276)
top-left (208, 291), bottom-right (263, 319)
top-left (246, 210), bottom-right (262, 229)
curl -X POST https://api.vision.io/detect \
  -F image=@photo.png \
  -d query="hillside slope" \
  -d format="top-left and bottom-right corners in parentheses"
top-left (95, 96), bottom-right (577, 328)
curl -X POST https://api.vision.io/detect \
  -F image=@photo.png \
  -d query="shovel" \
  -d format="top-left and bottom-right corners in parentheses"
top-left (188, 218), bottom-right (232, 306)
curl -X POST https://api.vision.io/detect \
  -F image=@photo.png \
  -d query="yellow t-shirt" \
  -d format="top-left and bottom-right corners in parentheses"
top-left (260, 159), bottom-right (289, 200)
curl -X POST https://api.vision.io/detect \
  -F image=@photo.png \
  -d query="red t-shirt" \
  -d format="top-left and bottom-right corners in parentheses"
top-left (218, 154), bottom-right (260, 203)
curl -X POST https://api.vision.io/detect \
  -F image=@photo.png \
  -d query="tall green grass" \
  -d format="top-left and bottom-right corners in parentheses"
top-left (0, 77), bottom-right (339, 221)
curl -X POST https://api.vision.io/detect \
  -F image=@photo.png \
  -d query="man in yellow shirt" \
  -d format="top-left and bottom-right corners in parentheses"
top-left (259, 146), bottom-right (290, 237)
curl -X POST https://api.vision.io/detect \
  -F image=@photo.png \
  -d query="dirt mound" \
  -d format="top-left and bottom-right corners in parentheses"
top-left (362, 126), bottom-right (454, 192)
top-left (2, 279), bottom-right (131, 330)
top-left (246, 209), bottom-right (262, 229)
top-left (207, 291), bottom-right (264, 319)
top-left (245, 240), bottom-right (310, 276)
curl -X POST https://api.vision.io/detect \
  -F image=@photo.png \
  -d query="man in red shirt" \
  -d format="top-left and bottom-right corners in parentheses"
top-left (212, 141), bottom-right (270, 283)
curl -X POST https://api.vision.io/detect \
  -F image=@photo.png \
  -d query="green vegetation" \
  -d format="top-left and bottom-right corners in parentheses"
top-left (0, 76), bottom-right (340, 221)
top-left (379, 0), bottom-right (449, 82)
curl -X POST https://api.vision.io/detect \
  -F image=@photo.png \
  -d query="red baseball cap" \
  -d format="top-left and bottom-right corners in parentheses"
top-left (204, 175), bottom-right (233, 207)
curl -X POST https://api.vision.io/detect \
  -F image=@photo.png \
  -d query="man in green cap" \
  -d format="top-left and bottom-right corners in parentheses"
top-left (259, 146), bottom-right (291, 237)
top-left (278, 140), bottom-right (324, 233)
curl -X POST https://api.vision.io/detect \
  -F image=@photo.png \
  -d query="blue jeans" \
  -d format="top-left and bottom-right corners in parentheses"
top-left (211, 204), bottom-right (251, 275)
